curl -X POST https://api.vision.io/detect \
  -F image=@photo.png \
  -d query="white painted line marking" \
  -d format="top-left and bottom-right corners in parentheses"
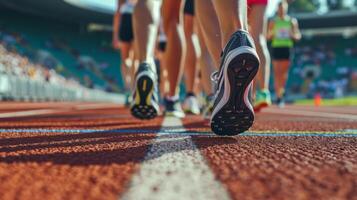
top-left (121, 117), bottom-right (230, 200)
top-left (263, 107), bottom-right (357, 120)
top-left (0, 128), bottom-right (356, 137)
top-left (0, 103), bottom-right (124, 119)
top-left (344, 129), bottom-right (357, 133)
top-left (0, 109), bottom-right (70, 118)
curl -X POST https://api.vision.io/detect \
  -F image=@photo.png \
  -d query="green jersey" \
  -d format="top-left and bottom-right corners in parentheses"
top-left (271, 16), bottom-right (294, 48)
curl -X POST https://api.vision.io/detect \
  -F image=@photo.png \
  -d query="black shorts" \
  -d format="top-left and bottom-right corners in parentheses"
top-left (119, 13), bottom-right (134, 42)
top-left (184, 0), bottom-right (194, 16)
top-left (272, 47), bottom-right (291, 60)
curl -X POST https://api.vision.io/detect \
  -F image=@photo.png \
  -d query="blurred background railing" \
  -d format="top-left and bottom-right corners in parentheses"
top-left (0, 71), bottom-right (124, 103)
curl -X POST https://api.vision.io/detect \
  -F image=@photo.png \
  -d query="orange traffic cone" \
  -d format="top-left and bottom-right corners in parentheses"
top-left (314, 93), bottom-right (322, 107)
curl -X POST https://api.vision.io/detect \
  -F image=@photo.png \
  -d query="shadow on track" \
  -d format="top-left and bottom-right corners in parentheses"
top-left (0, 119), bottom-right (237, 166)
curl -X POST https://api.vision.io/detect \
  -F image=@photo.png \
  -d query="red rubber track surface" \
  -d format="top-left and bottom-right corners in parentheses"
top-left (0, 103), bottom-right (162, 200)
top-left (0, 102), bottom-right (356, 200)
top-left (183, 107), bottom-right (357, 200)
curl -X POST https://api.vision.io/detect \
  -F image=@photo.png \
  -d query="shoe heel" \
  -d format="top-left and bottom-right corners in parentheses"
top-left (211, 53), bottom-right (259, 135)
top-left (227, 53), bottom-right (259, 110)
top-left (131, 75), bottom-right (158, 120)
top-left (135, 76), bottom-right (154, 106)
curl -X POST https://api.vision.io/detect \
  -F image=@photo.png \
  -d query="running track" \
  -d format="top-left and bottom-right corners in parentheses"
top-left (0, 102), bottom-right (356, 200)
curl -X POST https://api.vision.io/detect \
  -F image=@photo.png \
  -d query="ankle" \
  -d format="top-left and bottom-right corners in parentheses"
top-left (165, 95), bottom-right (179, 102)
top-left (186, 92), bottom-right (195, 98)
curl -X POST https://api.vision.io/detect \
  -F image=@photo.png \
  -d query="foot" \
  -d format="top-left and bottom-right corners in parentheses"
top-left (164, 97), bottom-right (185, 118)
top-left (124, 91), bottom-right (133, 108)
top-left (254, 89), bottom-right (272, 112)
top-left (202, 94), bottom-right (214, 119)
top-left (210, 30), bottom-right (260, 136)
top-left (182, 94), bottom-right (200, 115)
top-left (130, 62), bottom-right (160, 120)
top-left (277, 97), bottom-right (285, 108)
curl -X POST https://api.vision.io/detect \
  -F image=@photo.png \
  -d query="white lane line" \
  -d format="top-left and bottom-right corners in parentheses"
top-left (0, 109), bottom-right (71, 118)
top-left (0, 102), bottom-right (125, 119)
top-left (121, 117), bottom-right (230, 200)
top-left (263, 107), bottom-right (357, 121)
top-left (344, 129), bottom-right (357, 133)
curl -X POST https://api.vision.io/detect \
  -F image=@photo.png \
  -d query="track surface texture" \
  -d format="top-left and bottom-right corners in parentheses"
top-left (0, 102), bottom-right (356, 200)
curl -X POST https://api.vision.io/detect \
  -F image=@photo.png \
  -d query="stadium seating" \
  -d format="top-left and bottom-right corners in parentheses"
top-left (0, 44), bottom-right (122, 102)
top-left (285, 35), bottom-right (357, 98)
top-left (0, 9), bottom-right (123, 93)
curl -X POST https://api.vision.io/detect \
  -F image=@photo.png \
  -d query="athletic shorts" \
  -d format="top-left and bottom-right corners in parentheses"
top-left (184, 0), bottom-right (194, 16)
top-left (119, 13), bottom-right (134, 42)
top-left (272, 47), bottom-right (291, 60)
top-left (247, 0), bottom-right (268, 7)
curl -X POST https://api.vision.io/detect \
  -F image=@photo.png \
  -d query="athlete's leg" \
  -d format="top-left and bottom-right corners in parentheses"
top-left (131, 0), bottom-right (162, 120)
top-left (119, 42), bottom-right (133, 91)
top-left (156, 24), bottom-right (168, 98)
top-left (197, 22), bottom-right (216, 118)
top-left (161, 0), bottom-right (184, 97)
top-left (209, 0), bottom-right (260, 135)
top-left (132, 0), bottom-right (162, 68)
top-left (212, 0), bottom-right (248, 46)
top-left (183, 7), bottom-right (198, 96)
top-left (196, 21), bottom-right (214, 96)
top-left (157, 48), bottom-right (168, 98)
top-left (249, 4), bottom-right (270, 91)
top-left (249, 3), bottom-right (272, 111)
top-left (273, 60), bottom-right (290, 99)
top-left (181, 0), bottom-right (201, 115)
top-left (159, 0), bottom-right (187, 118)
top-left (128, 46), bottom-right (137, 90)
top-left (195, 0), bottom-right (221, 67)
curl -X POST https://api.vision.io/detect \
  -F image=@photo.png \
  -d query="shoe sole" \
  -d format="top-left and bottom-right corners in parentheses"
top-left (130, 75), bottom-right (158, 120)
top-left (211, 48), bottom-right (259, 136)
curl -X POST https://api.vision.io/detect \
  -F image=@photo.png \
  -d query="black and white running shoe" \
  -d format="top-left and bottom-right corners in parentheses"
top-left (163, 97), bottom-right (185, 118)
top-left (130, 62), bottom-right (160, 120)
top-left (210, 30), bottom-right (260, 136)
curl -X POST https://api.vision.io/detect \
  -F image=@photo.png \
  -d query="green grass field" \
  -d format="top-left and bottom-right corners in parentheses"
top-left (295, 96), bottom-right (357, 106)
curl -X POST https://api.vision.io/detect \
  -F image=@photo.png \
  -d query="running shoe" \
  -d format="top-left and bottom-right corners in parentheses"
top-left (124, 91), bottom-right (133, 108)
top-left (254, 89), bottom-right (272, 112)
top-left (164, 97), bottom-right (185, 118)
top-left (210, 30), bottom-right (260, 136)
top-left (182, 94), bottom-right (200, 115)
top-left (202, 94), bottom-right (214, 119)
top-left (130, 62), bottom-right (160, 120)
top-left (277, 97), bottom-right (285, 108)
top-left (276, 89), bottom-right (286, 108)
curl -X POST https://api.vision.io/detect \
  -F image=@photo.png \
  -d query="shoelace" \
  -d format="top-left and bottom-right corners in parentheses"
top-left (210, 71), bottom-right (221, 100)
top-left (210, 71), bottom-right (219, 83)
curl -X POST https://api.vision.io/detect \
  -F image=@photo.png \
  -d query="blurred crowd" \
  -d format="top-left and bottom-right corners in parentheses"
top-left (0, 29), bottom-right (82, 88)
top-left (0, 28), bottom-right (118, 91)
top-left (0, 44), bottom-right (82, 88)
top-left (288, 39), bottom-right (357, 98)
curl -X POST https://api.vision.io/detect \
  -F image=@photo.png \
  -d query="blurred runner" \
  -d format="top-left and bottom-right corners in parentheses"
top-left (195, 0), bottom-right (221, 119)
top-left (182, 0), bottom-right (201, 115)
top-left (130, 0), bottom-right (185, 119)
top-left (196, 25), bottom-right (217, 119)
top-left (268, 0), bottom-right (301, 108)
top-left (155, 21), bottom-right (168, 99)
top-left (112, 0), bottom-right (137, 102)
top-left (248, 0), bottom-right (272, 112)
top-left (132, 0), bottom-right (260, 135)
